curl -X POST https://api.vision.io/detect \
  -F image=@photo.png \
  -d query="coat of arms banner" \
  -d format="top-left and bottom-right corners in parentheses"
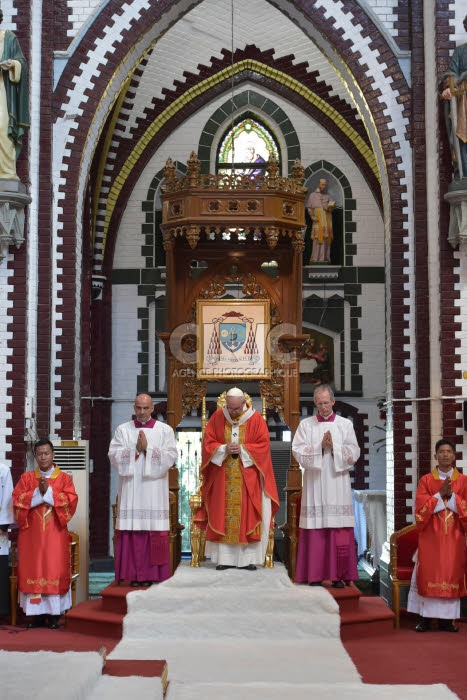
top-left (196, 299), bottom-right (270, 379)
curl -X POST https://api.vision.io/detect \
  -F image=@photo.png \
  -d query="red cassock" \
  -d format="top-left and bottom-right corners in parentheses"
top-left (195, 409), bottom-right (279, 543)
top-left (415, 468), bottom-right (467, 599)
top-left (13, 467), bottom-right (78, 596)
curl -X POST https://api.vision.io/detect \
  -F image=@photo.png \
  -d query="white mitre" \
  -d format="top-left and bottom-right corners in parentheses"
top-left (226, 387), bottom-right (244, 398)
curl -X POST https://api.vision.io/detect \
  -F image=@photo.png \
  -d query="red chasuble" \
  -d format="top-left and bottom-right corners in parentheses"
top-left (195, 409), bottom-right (279, 544)
top-left (13, 466), bottom-right (78, 596)
top-left (415, 467), bottom-right (467, 599)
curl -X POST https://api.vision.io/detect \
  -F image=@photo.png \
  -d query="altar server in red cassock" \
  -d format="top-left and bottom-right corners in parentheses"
top-left (195, 387), bottom-right (279, 570)
top-left (12, 439), bottom-right (78, 628)
top-left (408, 438), bottom-right (467, 632)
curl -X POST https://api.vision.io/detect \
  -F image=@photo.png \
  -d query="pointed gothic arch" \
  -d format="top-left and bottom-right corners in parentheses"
top-left (53, 0), bottom-right (417, 559)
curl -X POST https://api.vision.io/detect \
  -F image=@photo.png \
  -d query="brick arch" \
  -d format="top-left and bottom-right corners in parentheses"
top-left (61, 2), bottom-right (406, 278)
top-left (62, 0), bottom-right (416, 548)
top-left (99, 62), bottom-right (382, 277)
top-left (77, 0), bottom-right (410, 449)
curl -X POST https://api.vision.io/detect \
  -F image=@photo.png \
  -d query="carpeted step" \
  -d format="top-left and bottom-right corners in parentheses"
top-left (339, 597), bottom-right (395, 640)
top-left (109, 638), bottom-right (361, 685)
top-left (123, 609), bottom-right (340, 640)
top-left (165, 680), bottom-right (459, 699)
top-left (100, 659), bottom-right (168, 698)
top-left (0, 650), bottom-right (104, 700)
top-left (100, 582), bottom-right (132, 615)
top-left (65, 599), bottom-right (124, 639)
top-left (126, 583), bottom-right (338, 617)
top-left (326, 584), bottom-right (362, 614)
top-left (87, 675), bottom-right (165, 700)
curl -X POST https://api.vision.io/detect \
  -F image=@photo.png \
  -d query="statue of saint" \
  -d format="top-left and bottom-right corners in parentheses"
top-left (0, 11), bottom-right (29, 180)
top-left (306, 178), bottom-right (335, 263)
top-left (440, 15), bottom-right (467, 180)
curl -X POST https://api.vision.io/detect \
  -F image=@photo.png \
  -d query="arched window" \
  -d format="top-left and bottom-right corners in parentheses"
top-left (217, 117), bottom-right (280, 176)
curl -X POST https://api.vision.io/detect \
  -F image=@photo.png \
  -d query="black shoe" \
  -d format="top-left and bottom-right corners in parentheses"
top-left (216, 565), bottom-right (234, 570)
top-left (438, 619), bottom-right (458, 632)
top-left (309, 581), bottom-right (323, 586)
top-left (130, 581), bottom-right (142, 587)
top-left (415, 616), bottom-right (431, 632)
top-left (238, 564), bottom-right (257, 571)
top-left (332, 581), bottom-right (345, 589)
top-left (141, 581), bottom-right (153, 587)
top-left (48, 615), bottom-right (61, 629)
top-left (27, 614), bottom-right (47, 629)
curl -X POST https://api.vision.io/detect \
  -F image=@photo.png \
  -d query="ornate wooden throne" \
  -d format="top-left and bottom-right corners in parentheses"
top-left (159, 152), bottom-right (309, 578)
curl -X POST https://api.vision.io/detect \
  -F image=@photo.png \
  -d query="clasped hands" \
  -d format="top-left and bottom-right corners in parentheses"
top-left (439, 477), bottom-right (452, 500)
top-left (0, 60), bottom-right (13, 70)
top-left (321, 430), bottom-right (333, 452)
top-left (136, 430), bottom-right (148, 455)
top-left (226, 442), bottom-right (240, 456)
top-left (38, 476), bottom-right (49, 496)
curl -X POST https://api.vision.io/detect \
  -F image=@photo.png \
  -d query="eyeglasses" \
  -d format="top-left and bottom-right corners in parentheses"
top-left (315, 401), bottom-right (332, 406)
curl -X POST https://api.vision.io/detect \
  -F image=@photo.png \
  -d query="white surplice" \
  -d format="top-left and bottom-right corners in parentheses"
top-left (108, 421), bottom-right (178, 531)
top-left (292, 414), bottom-right (360, 529)
top-left (0, 461), bottom-right (14, 531)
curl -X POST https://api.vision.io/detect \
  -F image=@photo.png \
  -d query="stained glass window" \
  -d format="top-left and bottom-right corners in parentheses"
top-left (217, 117), bottom-right (280, 176)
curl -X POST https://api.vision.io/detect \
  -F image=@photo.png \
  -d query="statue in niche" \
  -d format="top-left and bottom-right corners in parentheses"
top-left (440, 15), bottom-right (467, 180)
top-left (306, 178), bottom-right (336, 263)
top-left (0, 10), bottom-right (29, 180)
top-left (300, 336), bottom-right (333, 386)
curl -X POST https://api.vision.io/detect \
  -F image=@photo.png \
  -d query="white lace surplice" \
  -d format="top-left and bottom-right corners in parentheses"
top-left (292, 415), bottom-right (360, 529)
top-left (108, 421), bottom-right (178, 531)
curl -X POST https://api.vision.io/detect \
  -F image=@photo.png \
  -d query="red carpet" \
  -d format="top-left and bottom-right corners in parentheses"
top-left (343, 610), bottom-right (467, 700)
top-left (0, 618), bottom-right (119, 655)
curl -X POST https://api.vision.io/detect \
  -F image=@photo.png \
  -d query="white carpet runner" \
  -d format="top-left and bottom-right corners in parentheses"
top-left (108, 561), bottom-right (458, 699)
top-left (0, 563), bottom-right (458, 698)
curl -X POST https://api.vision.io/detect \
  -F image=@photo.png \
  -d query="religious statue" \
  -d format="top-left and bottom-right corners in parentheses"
top-left (299, 338), bottom-right (332, 385)
top-left (0, 11), bottom-right (29, 180)
top-left (306, 178), bottom-right (335, 263)
top-left (440, 15), bottom-right (467, 180)
top-left (310, 342), bottom-right (331, 385)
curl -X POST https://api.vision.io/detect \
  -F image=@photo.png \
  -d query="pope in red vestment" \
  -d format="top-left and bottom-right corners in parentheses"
top-left (407, 438), bottom-right (467, 632)
top-left (195, 389), bottom-right (279, 569)
top-left (12, 439), bottom-right (78, 627)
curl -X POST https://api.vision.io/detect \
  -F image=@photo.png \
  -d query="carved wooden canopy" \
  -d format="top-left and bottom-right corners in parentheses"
top-left (160, 151), bottom-right (307, 251)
